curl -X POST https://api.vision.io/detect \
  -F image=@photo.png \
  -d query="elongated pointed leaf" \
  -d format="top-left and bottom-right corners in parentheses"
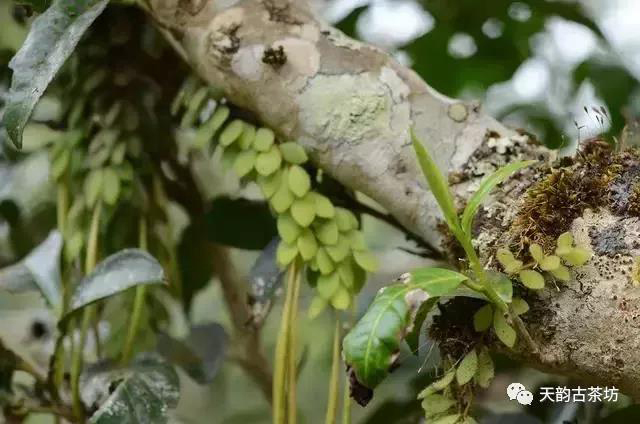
top-left (3, 0), bottom-right (109, 148)
top-left (343, 268), bottom-right (467, 389)
top-left (157, 324), bottom-right (228, 384)
top-left (0, 231), bottom-right (62, 309)
top-left (411, 130), bottom-right (460, 233)
top-left (460, 160), bottom-right (536, 237)
top-left (67, 249), bottom-right (165, 316)
top-left (81, 354), bottom-right (179, 424)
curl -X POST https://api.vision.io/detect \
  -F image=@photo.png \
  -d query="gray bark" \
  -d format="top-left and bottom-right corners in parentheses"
top-left (146, 0), bottom-right (640, 399)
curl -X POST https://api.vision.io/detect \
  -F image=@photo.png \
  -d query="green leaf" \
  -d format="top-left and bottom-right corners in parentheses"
top-left (66, 249), bottom-right (165, 316)
top-left (0, 231), bottom-right (62, 309)
top-left (297, 229), bottom-right (318, 261)
top-left (561, 247), bottom-right (591, 266)
top-left (511, 297), bottom-right (529, 315)
top-left (219, 119), bottom-right (244, 147)
top-left (475, 347), bottom-right (494, 388)
top-left (279, 142), bottom-right (308, 164)
top-left (556, 231), bottom-right (574, 256)
top-left (461, 160), bottom-right (536, 237)
top-left (473, 304), bottom-right (493, 332)
top-left (233, 149), bottom-right (257, 178)
top-left (288, 165), bottom-right (311, 197)
top-left (540, 255), bottom-right (561, 271)
top-left (488, 271), bottom-right (513, 302)
top-left (421, 394), bottom-right (455, 418)
top-left (255, 145), bottom-right (282, 176)
top-left (518, 270), bottom-right (545, 290)
top-left (325, 236), bottom-right (350, 262)
top-left (277, 214), bottom-right (301, 244)
top-left (253, 128), bottom-right (275, 152)
top-left (529, 244), bottom-right (544, 264)
top-left (290, 195), bottom-right (316, 227)
top-left (83, 354), bottom-right (180, 424)
top-left (493, 309), bottom-right (516, 348)
top-left (550, 264), bottom-right (571, 281)
top-left (316, 220), bottom-right (339, 245)
top-left (315, 248), bottom-right (334, 275)
top-left (193, 107), bottom-right (230, 149)
top-left (206, 197), bottom-right (277, 250)
top-left (317, 272), bottom-right (341, 300)
top-left (157, 324), bottom-right (227, 385)
top-left (270, 180), bottom-right (295, 213)
top-left (237, 123), bottom-right (255, 150)
top-left (276, 242), bottom-right (298, 267)
top-left (308, 295), bottom-right (328, 319)
top-left (411, 130), bottom-right (461, 235)
top-left (353, 250), bottom-right (378, 273)
top-left (331, 286), bottom-right (351, 310)
top-left (402, 267), bottom-right (468, 296)
top-left (456, 348), bottom-right (478, 385)
top-left (418, 370), bottom-right (455, 398)
top-left (310, 192), bottom-right (335, 218)
top-left (3, 0), bottom-right (109, 149)
top-left (84, 168), bottom-right (104, 208)
top-left (496, 248), bottom-right (523, 274)
top-left (257, 170), bottom-right (283, 199)
top-left (335, 207), bottom-right (357, 232)
top-left (102, 168), bottom-right (120, 205)
top-left (431, 413), bottom-right (461, 424)
top-left (405, 297), bottom-right (438, 355)
top-left (343, 268), bottom-right (467, 388)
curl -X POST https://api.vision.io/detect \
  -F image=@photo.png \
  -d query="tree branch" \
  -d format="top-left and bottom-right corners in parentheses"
top-left (144, 0), bottom-right (640, 400)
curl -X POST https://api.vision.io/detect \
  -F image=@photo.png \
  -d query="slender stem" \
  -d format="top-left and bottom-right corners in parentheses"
top-left (287, 262), bottom-right (302, 424)
top-left (70, 202), bottom-right (102, 420)
top-left (273, 260), bottom-right (298, 423)
top-left (325, 318), bottom-right (341, 424)
top-left (51, 183), bottom-right (69, 398)
top-left (121, 216), bottom-right (149, 364)
top-left (510, 309), bottom-right (539, 353)
top-left (341, 375), bottom-right (351, 424)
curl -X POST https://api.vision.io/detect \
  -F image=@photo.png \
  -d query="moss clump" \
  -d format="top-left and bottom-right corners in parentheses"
top-left (510, 140), bottom-right (640, 253)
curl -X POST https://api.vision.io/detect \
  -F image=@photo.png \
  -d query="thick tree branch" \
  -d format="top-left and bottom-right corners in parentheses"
top-left (145, 0), bottom-right (640, 400)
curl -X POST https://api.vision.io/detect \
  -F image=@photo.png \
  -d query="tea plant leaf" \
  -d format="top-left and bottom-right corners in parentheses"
top-left (343, 268), bottom-right (467, 388)
top-left (255, 146), bottom-right (282, 176)
top-left (276, 242), bottom-right (298, 267)
top-left (555, 231), bottom-right (574, 255)
top-left (3, 0), bottom-right (110, 149)
top-left (82, 354), bottom-right (179, 424)
top-left (496, 248), bottom-right (523, 274)
top-left (411, 130), bottom-right (460, 235)
top-left (540, 255), bottom-right (561, 271)
top-left (550, 264), bottom-right (571, 281)
top-left (157, 324), bottom-right (228, 384)
top-left (310, 192), bottom-right (335, 218)
top-left (67, 249), bottom-right (165, 316)
top-left (461, 160), bottom-right (536, 237)
top-left (297, 229), bottom-right (318, 260)
top-left (456, 348), bottom-right (478, 385)
top-left (316, 220), bottom-right (339, 245)
top-left (0, 231), bottom-right (63, 309)
top-left (488, 271), bottom-right (513, 303)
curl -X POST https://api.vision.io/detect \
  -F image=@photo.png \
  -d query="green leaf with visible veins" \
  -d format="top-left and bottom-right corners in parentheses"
top-left (3, 0), bottom-right (109, 148)
top-left (81, 354), bottom-right (179, 424)
top-left (343, 268), bottom-right (467, 389)
top-left (64, 249), bottom-right (165, 319)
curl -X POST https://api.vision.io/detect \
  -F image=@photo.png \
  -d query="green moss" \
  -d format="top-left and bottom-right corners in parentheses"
top-left (510, 140), bottom-right (640, 254)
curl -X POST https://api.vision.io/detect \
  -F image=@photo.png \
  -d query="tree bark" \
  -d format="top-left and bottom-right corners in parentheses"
top-left (145, 0), bottom-right (640, 400)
